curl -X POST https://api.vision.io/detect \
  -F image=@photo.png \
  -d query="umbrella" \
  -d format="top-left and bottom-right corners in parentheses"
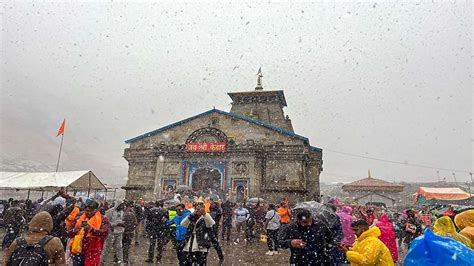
top-left (248, 197), bottom-right (266, 204)
top-left (293, 201), bottom-right (340, 230)
top-left (176, 185), bottom-right (191, 193)
top-left (163, 199), bottom-right (177, 209)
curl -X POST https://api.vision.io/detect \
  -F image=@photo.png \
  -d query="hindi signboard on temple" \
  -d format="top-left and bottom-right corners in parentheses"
top-left (186, 142), bottom-right (227, 152)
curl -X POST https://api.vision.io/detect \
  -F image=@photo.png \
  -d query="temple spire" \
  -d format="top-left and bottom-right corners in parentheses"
top-left (255, 67), bottom-right (263, 90)
top-left (368, 169), bottom-right (372, 179)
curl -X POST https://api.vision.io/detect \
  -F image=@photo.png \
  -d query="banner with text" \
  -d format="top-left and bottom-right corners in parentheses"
top-left (186, 142), bottom-right (227, 152)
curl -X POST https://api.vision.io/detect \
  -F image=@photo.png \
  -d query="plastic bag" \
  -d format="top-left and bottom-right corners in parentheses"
top-left (404, 229), bottom-right (474, 266)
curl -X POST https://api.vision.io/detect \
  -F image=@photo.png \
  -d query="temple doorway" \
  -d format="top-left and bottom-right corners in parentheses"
top-left (191, 167), bottom-right (222, 194)
top-left (235, 185), bottom-right (246, 202)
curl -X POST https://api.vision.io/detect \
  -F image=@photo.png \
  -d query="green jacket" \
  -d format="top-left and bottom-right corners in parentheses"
top-left (168, 210), bottom-right (177, 227)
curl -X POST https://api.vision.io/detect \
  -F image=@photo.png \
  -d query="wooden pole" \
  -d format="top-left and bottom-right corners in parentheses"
top-left (55, 132), bottom-right (64, 172)
top-left (87, 172), bottom-right (91, 197)
top-left (469, 172), bottom-right (473, 196)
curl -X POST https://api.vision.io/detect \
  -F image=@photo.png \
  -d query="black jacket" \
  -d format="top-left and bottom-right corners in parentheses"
top-left (184, 215), bottom-right (212, 250)
top-left (48, 204), bottom-right (74, 248)
top-left (209, 206), bottom-right (222, 225)
top-left (145, 206), bottom-right (168, 236)
top-left (279, 220), bottom-right (333, 266)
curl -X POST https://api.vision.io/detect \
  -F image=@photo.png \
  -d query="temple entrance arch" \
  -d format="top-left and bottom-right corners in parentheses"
top-left (191, 167), bottom-right (222, 194)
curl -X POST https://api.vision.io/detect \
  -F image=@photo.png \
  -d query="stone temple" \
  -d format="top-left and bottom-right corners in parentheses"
top-left (123, 70), bottom-right (323, 203)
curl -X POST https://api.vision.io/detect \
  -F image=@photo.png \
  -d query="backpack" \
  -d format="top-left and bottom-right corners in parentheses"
top-left (7, 235), bottom-right (53, 266)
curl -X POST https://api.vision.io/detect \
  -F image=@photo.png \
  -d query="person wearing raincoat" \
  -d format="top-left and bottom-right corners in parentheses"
top-left (337, 206), bottom-right (356, 246)
top-left (432, 216), bottom-right (472, 248)
top-left (344, 219), bottom-right (394, 266)
top-left (454, 209), bottom-right (474, 245)
top-left (375, 214), bottom-right (398, 262)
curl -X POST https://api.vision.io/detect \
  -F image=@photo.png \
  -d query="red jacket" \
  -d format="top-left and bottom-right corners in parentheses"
top-left (67, 212), bottom-right (110, 266)
top-left (375, 214), bottom-right (398, 262)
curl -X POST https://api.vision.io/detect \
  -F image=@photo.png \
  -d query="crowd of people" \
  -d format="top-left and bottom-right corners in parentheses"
top-left (1, 189), bottom-right (474, 265)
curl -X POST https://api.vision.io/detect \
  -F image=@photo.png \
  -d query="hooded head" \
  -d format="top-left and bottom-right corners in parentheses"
top-left (379, 213), bottom-right (389, 223)
top-left (48, 204), bottom-right (64, 217)
top-left (341, 206), bottom-right (353, 214)
top-left (433, 216), bottom-right (456, 234)
top-left (433, 216), bottom-right (473, 248)
top-left (325, 197), bottom-right (340, 212)
top-left (454, 210), bottom-right (474, 230)
top-left (327, 197), bottom-right (340, 205)
top-left (29, 211), bottom-right (53, 234)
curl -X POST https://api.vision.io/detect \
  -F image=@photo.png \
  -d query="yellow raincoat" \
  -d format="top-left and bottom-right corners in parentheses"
top-left (433, 216), bottom-right (473, 248)
top-left (346, 226), bottom-right (394, 266)
top-left (454, 210), bottom-right (474, 245)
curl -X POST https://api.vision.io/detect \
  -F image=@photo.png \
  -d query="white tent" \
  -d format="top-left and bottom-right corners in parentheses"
top-left (0, 170), bottom-right (106, 191)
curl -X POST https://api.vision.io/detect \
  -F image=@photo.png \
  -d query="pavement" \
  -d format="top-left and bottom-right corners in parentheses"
top-left (104, 232), bottom-right (291, 265)
top-left (0, 228), bottom-right (291, 265)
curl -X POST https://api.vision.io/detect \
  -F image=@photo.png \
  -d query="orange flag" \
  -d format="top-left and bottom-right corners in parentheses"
top-left (56, 119), bottom-right (66, 137)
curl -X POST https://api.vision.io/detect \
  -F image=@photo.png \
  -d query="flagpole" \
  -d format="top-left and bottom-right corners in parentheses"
top-left (55, 132), bottom-right (64, 172)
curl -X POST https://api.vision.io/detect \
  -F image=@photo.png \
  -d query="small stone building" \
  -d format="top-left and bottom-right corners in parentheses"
top-left (123, 73), bottom-right (323, 202)
top-left (341, 171), bottom-right (404, 207)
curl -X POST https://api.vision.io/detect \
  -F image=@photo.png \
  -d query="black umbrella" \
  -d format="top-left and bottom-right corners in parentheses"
top-left (293, 201), bottom-right (340, 231)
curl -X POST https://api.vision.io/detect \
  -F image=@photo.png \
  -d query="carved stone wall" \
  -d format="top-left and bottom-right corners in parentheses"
top-left (163, 161), bottom-right (181, 175)
top-left (231, 161), bottom-right (249, 175)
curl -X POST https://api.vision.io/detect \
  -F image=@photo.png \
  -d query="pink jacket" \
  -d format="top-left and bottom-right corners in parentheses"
top-left (375, 214), bottom-right (398, 262)
top-left (337, 206), bottom-right (355, 245)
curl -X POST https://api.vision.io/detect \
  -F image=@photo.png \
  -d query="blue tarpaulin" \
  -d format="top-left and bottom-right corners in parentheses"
top-left (404, 229), bottom-right (474, 266)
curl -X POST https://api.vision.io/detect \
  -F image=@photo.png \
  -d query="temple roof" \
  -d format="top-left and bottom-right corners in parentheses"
top-left (124, 109), bottom-right (322, 152)
top-left (342, 173), bottom-right (404, 192)
top-left (228, 90), bottom-right (287, 106)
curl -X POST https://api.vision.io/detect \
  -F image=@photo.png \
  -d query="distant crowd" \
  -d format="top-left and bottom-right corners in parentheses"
top-left (1, 190), bottom-right (474, 265)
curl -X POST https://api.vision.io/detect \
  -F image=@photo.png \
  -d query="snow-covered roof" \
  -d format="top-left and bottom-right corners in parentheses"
top-left (342, 176), bottom-right (404, 192)
top-left (124, 109), bottom-right (322, 152)
top-left (0, 170), bottom-right (106, 191)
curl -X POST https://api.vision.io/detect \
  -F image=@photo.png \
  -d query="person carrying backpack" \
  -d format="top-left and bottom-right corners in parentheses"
top-left (4, 211), bottom-right (66, 266)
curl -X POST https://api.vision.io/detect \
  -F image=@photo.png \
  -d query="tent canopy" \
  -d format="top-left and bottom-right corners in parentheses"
top-left (416, 187), bottom-right (471, 201)
top-left (0, 170), bottom-right (106, 191)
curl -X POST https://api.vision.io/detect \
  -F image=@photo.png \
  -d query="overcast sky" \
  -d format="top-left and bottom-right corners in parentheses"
top-left (1, 1), bottom-right (472, 186)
